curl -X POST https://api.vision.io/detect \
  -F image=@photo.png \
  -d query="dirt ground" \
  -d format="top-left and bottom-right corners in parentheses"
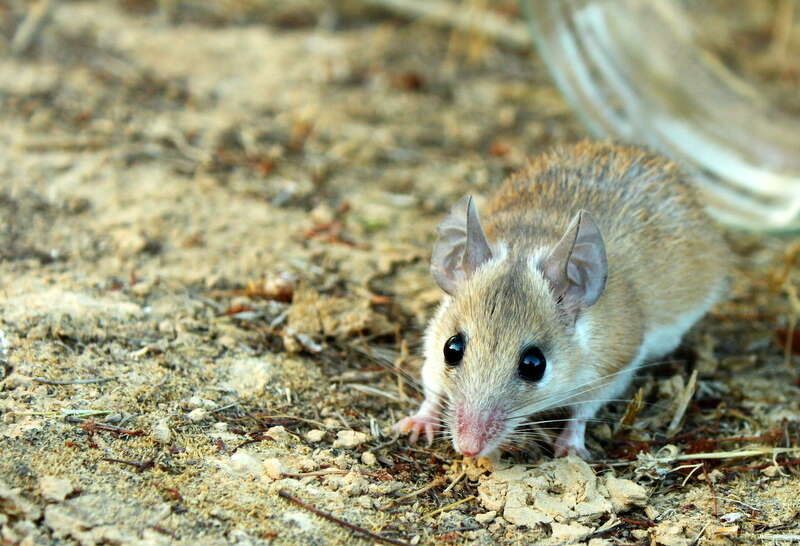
top-left (1, 2), bottom-right (799, 545)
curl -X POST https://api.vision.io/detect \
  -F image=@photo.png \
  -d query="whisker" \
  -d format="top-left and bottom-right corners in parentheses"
top-left (517, 358), bottom-right (680, 411)
top-left (506, 360), bottom-right (672, 416)
top-left (514, 417), bottom-right (616, 428)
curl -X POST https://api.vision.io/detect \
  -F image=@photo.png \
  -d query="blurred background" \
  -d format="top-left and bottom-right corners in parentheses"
top-left (3, 0), bottom-right (800, 229)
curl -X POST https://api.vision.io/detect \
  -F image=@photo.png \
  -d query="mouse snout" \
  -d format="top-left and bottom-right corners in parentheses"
top-left (453, 404), bottom-right (505, 457)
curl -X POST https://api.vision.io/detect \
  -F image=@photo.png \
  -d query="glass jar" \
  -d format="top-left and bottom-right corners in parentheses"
top-left (521, 0), bottom-right (800, 232)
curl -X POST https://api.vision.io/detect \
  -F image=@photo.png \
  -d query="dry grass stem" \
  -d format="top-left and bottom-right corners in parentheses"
top-left (422, 495), bottom-right (476, 519)
top-left (442, 469), bottom-right (467, 494)
top-left (383, 477), bottom-right (445, 509)
top-left (346, 384), bottom-right (404, 402)
top-left (667, 369), bottom-right (699, 437)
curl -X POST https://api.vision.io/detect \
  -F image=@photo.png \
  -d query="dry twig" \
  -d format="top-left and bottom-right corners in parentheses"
top-left (69, 418), bottom-right (144, 436)
top-left (346, 384), bottom-right (403, 402)
top-left (277, 489), bottom-right (410, 546)
top-left (599, 446), bottom-right (800, 467)
top-left (11, 0), bottom-right (53, 55)
top-left (382, 477), bottom-right (445, 509)
top-left (282, 469), bottom-right (388, 479)
top-left (616, 386), bottom-right (645, 434)
top-left (101, 457), bottom-right (155, 472)
top-left (32, 377), bottom-right (113, 385)
top-left (443, 470), bottom-right (466, 494)
top-left (667, 370), bottom-right (699, 437)
top-left (758, 535), bottom-right (800, 542)
top-left (422, 495), bottom-right (476, 519)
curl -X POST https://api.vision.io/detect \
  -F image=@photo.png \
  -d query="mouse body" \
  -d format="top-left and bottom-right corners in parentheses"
top-left (396, 141), bottom-right (729, 458)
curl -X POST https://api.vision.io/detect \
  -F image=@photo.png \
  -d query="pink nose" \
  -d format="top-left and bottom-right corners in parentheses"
top-left (457, 435), bottom-right (484, 457)
top-left (457, 425), bottom-right (486, 457)
top-left (455, 405), bottom-right (497, 457)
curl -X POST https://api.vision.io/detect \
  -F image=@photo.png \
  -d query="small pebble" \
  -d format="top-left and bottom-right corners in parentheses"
top-left (229, 452), bottom-right (261, 475)
top-left (309, 203), bottom-right (334, 224)
top-left (263, 458), bottom-right (284, 480)
top-left (187, 396), bottom-right (217, 410)
top-left (604, 475), bottom-right (647, 511)
top-left (360, 451), bottom-right (377, 466)
top-left (187, 408), bottom-right (208, 422)
top-left (218, 335), bottom-right (237, 348)
top-left (720, 512), bottom-right (745, 523)
top-left (333, 430), bottom-right (369, 448)
top-left (475, 511), bottom-right (496, 524)
top-left (267, 425), bottom-right (292, 442)
top-left (157, 320), bottom-right (174, 333)
top-left (39, 476), bottom-right (74, 503)
top-left (306, 429), bottom-right (325, 442)
top-left (2, 374), bottom-right (32, 389)
top-left (151, 419), bottom-right (172, 444)
top-left (761, 465), bottom-right (779, 477)
top-left (104, 413), bottom-right (123, 424)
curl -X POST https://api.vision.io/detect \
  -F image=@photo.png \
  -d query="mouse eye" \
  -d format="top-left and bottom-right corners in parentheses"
top-left (443, 334), bottom-right (465, 366)
top-left (518, 345), bottom-right (546, 382)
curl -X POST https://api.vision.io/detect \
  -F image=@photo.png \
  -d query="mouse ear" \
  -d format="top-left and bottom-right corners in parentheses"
top-left (541, 210), bottom-right (607, 317)
top-left (431, 195), bottom-right (493, 295)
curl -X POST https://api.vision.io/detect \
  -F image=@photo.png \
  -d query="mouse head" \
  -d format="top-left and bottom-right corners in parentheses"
top-left (426, 196), bottom-right (607, 457)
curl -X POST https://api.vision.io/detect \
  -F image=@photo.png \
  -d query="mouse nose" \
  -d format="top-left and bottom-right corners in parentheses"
top-left (454, 404), bottom-right (505, 457)
top-left (457, 435), bottom-right (484, 457)
top-left (460, 447), bottom-right (481, 457)
top-left (455, 411), bottom-right (488, 457)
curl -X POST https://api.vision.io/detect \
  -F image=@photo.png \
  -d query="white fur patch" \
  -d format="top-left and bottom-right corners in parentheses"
top-left (641, 312), bottom-right (699, 361)
top-left (488, 240), bottom-right (509, 266)
top-left (574, 314), bottom-right (593, 353)
top-left (526, 247), bottom-right (548, 272)
top-left (641, 279), bottom-right (726, 361)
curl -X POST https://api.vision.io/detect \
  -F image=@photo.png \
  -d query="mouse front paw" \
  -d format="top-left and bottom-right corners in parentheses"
top-left (553, 439), bottom-right (591, 460)
top-left (394, 413), bottom-right (439, 446)
top-left (553, 420), bottom-right (591, 459)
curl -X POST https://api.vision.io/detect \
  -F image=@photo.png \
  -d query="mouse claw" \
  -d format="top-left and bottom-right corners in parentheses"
top-left (394, 414), bottom-right (438, 446)
top-left (554, 442), bottom-right (591, 460)
top-left (424, 423), bottom-right (435, 445)
top-left (553, 420), bottom-right (591, 459)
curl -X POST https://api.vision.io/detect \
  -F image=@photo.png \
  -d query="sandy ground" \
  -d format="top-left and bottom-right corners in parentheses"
top-left (1, 2), bottom-right (799, 545)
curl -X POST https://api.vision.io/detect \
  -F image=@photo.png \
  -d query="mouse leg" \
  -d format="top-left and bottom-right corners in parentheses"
top-left (554, 413), bottom-right (591, 459)
top-left (554, 362), bottom-right (639, 459)
top-left (394, 391), bottom-right (442, 446)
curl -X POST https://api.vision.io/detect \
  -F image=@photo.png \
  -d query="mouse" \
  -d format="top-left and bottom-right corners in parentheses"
top-left (394, 141), bottom-right (729, 459)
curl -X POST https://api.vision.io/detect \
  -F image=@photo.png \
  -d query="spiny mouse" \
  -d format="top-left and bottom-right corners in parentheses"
top-left (395, 141), bottom-right (729, 458)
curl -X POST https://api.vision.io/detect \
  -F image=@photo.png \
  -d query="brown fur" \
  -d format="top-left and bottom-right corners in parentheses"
top-left (482, 141), bottom-right (729, 373)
